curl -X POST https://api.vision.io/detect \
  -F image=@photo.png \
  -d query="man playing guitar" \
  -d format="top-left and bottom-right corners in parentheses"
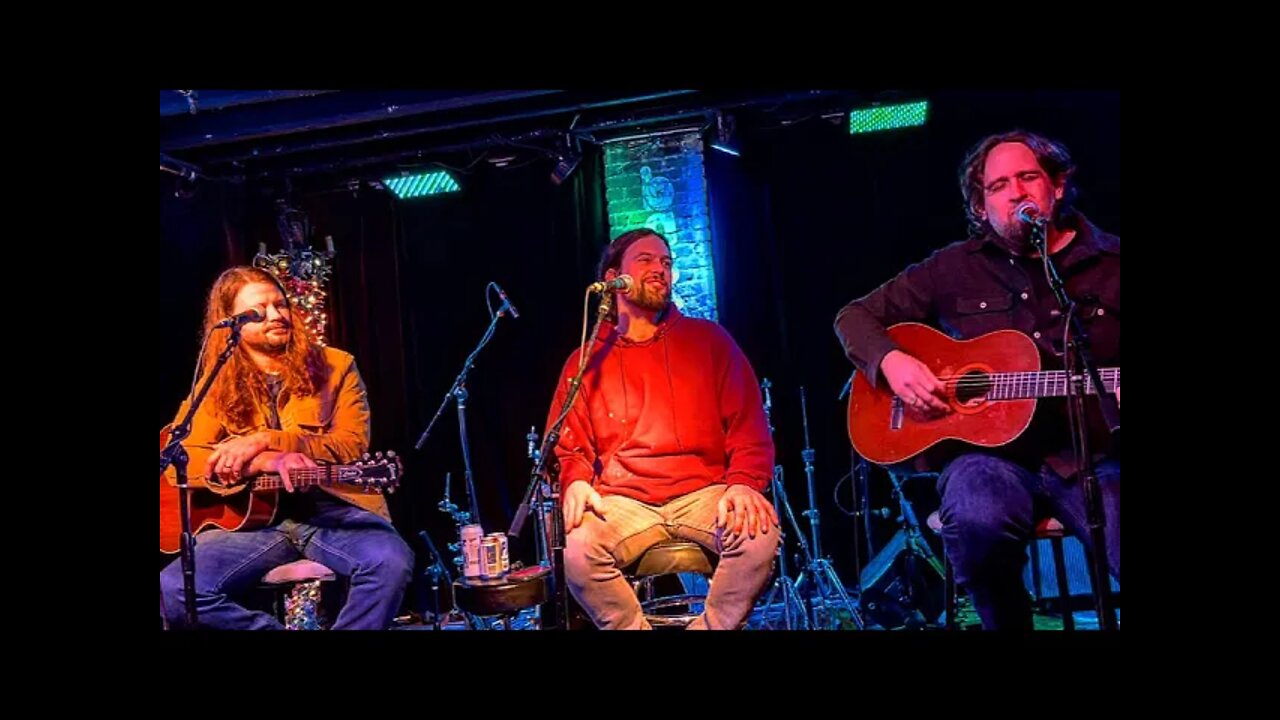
top-left (159, 266), bottom-right (412, 630)
top-left (834, 131), bottom-right (1120, 630)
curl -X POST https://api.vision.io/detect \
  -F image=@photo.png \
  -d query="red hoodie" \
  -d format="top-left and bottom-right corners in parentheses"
top-left (545, 305), bottom-right (774, 506)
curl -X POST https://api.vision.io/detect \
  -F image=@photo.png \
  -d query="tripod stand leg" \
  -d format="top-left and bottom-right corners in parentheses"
top-left (817, 561), bottom-right (866, 629)
top-left (766, 577), bottom-right (809, 630)
top-left (759, 574), bottom-right (809, 630)
top-left (760, 580), bottom-right (782, 630)
top-left (782, 578), bottom-right (810, 629)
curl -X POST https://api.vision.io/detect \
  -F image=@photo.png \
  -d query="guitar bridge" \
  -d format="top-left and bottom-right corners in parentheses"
top-left (890, 396), bottom-right (904, 430)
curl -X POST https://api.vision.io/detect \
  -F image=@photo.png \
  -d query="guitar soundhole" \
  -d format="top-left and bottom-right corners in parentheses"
top-left (954, 370), bottom-right (992, 406)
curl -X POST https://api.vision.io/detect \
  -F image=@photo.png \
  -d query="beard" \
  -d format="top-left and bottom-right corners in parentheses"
top-left (630, 279), bottom-right (669, 312)
top-left (990, 217), bottom-right (1035, 255)
top-left (245, 324), bottom-right (292, 355)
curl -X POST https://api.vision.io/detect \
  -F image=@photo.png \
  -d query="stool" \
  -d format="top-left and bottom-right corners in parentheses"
top-left (260, 559), bottom-right (339, 630)
top-left (452, 565), bottom-right (552, 630)
top-left (623, 540), bottom-right (718, 628)
top-left (928, 513), bottom-right (1074, 631)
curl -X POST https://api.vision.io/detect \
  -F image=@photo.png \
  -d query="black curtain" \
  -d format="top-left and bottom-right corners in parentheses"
top-left (706, 89), bottom-right (1120, 578)
top-left (160, 90), bottom-right (1119, 610)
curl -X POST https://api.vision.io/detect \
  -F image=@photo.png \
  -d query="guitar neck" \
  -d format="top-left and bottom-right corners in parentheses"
top-left (986, 367), bottom-right (1120, 401)
top-left (250, 465), bottom-right (350, 491)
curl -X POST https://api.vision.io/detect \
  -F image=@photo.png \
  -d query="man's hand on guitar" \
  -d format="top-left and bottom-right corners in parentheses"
top-left (880, 350), bottom-right (951, 417)
top-left (266, 452), bottom-right (317, 492)
top-left (206, 432), bottom-right (270, 484)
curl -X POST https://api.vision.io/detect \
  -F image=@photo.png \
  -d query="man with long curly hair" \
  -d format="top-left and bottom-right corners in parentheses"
top-left (160, 266), bottom-right (412, 630)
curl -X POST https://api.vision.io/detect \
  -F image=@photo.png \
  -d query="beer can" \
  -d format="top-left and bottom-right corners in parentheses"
top-left (480, 536), bottom-right (505, 579)
top-left (485, 532), bottom-right (510, 574)
top-left (461, 524), bottom-right (483, 579)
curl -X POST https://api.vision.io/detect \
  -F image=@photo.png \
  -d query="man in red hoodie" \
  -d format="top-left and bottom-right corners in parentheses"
top-left (547, 229), bottom-right (779, 630)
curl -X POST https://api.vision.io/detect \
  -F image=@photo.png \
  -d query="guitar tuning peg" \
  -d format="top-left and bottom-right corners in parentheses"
top-left (362, 452), bottom-right (371, 461)
top-left (375, 451), bottom-right (384, 460)
top-left (386, 450), bottom-right (396, 459)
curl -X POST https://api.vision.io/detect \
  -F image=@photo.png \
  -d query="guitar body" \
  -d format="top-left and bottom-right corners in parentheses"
top-left (160, 426), bottom-right (402, 554)
top-left (848, 323), bottom-right (1039, 465)
top-left (159, 427), bottom-right (280, 554)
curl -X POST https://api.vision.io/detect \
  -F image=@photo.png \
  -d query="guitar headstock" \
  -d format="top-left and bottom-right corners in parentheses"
top-left (337, 451), bottom-right (403, 493)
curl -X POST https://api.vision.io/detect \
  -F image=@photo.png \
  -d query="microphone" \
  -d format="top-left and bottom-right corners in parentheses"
top-left (214, 309), bottom-right (264, 328)
top-left (494, 283), bottom-right (520, 318)
top-left (1014, 200), bottom-right (1048, 228)
top-left (587, 274), bottom-right (634, 293)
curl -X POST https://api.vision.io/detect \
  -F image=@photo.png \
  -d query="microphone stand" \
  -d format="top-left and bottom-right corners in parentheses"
top-left (414, 288), bottom-right (517, 527)
top-left (1028, 217), bottom-right (1120, 631)
top-left (838, 371), bottom-right (870, 593)
top-left (756, 379), bottom-right (810, 629)
top-left (509, 291), bottom-right (616, 630)
top-left (159, 324), bottom-right (246, 628)
top-left (791, 386), bottom-right (865, 629)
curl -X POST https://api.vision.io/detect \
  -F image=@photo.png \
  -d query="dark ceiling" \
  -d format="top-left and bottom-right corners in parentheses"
top-left (160, 89), bottom-right (900, 190)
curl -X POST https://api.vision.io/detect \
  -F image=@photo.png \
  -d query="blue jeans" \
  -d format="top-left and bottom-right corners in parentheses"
top-left (937, 453), bottom-right (1120, 630)
top-left (160, 492), bottom-right (413, 630)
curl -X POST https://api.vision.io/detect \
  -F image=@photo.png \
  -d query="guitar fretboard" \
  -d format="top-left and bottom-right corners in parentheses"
top-left (983, 368), bottom-right (1120, 400)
